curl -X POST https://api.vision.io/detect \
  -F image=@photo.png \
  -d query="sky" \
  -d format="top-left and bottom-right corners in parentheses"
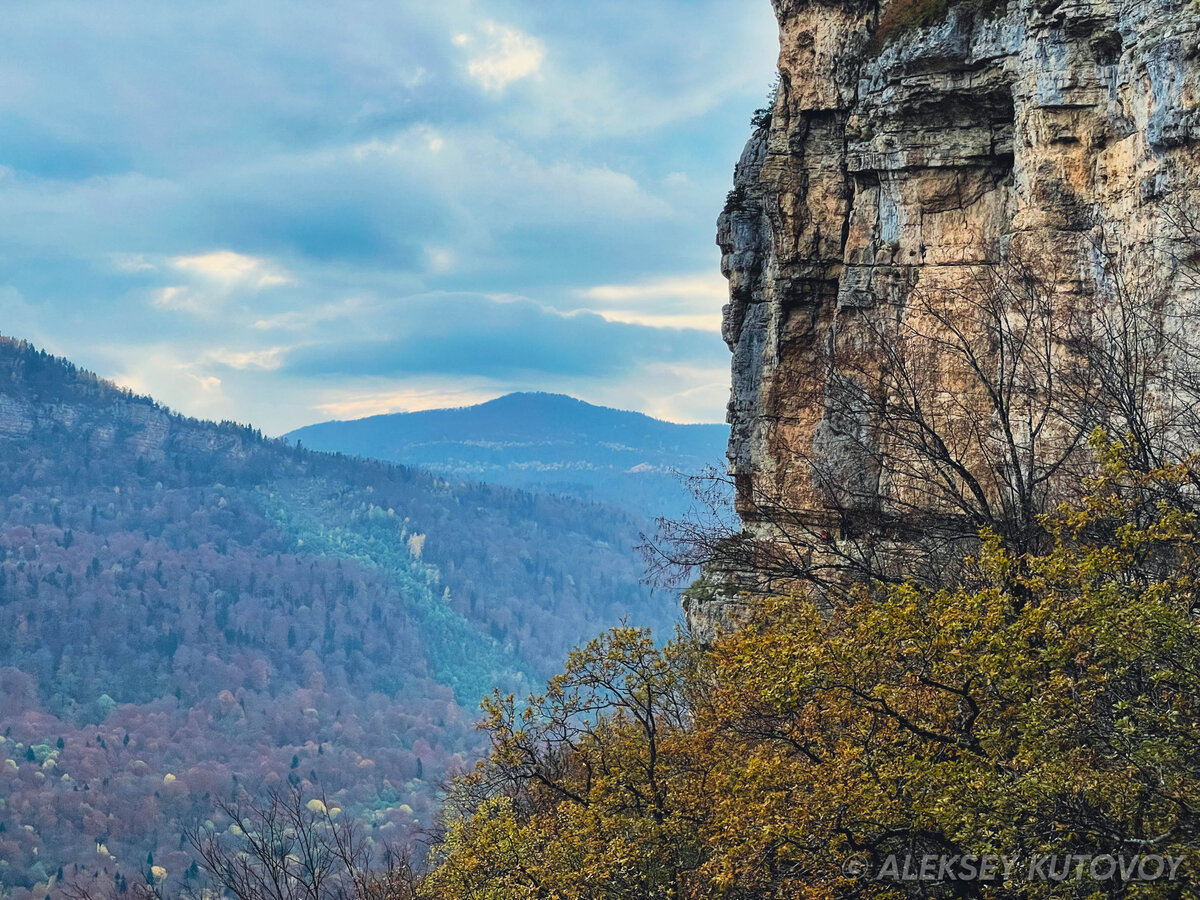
top-left (0, 1), bottom-right (779, 434)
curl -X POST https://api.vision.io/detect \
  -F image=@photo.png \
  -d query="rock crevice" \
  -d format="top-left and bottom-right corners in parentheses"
top-left (697, 0), bottom-right (1200, 635)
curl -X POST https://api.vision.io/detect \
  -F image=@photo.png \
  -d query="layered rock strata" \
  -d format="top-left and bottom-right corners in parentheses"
top-left (693, 0), bottom-right (1200, 636)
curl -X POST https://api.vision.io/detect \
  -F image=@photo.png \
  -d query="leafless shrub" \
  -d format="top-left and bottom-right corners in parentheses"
top-left (58, 790), bottom-right (424, 900)
top-left (646, 211), bottom-right (1200, 599)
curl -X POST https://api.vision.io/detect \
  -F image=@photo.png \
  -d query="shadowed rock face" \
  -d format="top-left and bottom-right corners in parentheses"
top-left (698, 0), bottom-right (1200, 634)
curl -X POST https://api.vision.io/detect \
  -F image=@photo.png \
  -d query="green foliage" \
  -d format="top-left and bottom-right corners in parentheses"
top-left (426, 628), bottom-right (702, 899)
top-left (872, 0), bottom-right (952, 49)
top-left (749, 74), bottom-right (780, 132)
top-left (722, 185), bottom-right (747, 216)
top-left (256, 481), bottom-right (530, 705)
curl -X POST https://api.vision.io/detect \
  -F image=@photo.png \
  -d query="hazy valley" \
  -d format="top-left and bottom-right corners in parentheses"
top-left (0, 337), bottom-right (705, 891)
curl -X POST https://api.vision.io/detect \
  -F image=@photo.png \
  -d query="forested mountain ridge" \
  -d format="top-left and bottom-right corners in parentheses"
top-left (0, 336), bottom-right (675, 895)
top-left (285, 393), bottom-right (729, 521)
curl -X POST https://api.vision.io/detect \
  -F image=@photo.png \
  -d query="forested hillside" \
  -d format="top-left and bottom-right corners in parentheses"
top-left (285, 393), bottom-right (730, 521)
top-left (0, 337), bottom-right (675, 896)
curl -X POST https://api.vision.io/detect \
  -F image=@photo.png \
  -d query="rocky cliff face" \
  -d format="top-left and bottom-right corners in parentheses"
top-left (693, 0), bottom-right (1200, 636)
top-left (0, 337), bottom-right (263, 461)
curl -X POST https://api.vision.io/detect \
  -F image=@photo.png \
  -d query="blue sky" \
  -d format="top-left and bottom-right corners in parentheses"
top-left (0, 1), bottom-right (778, 434)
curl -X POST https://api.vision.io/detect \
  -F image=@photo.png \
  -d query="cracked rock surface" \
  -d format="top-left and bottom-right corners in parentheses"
top-left (696, 0), bottom-right (1200, 635)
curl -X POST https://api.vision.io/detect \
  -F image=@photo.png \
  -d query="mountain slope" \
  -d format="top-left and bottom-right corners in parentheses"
top-left (286, 393), bottom-right (729, 521)
top-left (0, 337), bottom-right (674, 894)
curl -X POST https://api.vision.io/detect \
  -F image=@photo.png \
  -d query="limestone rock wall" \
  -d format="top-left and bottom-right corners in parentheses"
top-left (704, 0), bottom-right (1200, 628)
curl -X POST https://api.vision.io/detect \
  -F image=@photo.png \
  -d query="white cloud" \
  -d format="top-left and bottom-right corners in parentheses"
top-left (425, 247), bottom-right (455, 273)
top-left (251, 296), bottom-right (373, 332)
top-left (151, 285), bottom-right (201, 312)
top-left (313, 384), bottom-right (501, 421)
top-left (105, 346), bottom-right (236, 422)
top-left (111, 253), bottom-right (156, 273)
top-left (190, 373), bottom-right (224, 395)
top-left (171, 250), bottom-right (294, 288)
top-left (574, 272), bottom-right (729, 332)
top-left (351, 124), bottom-right (445, 161)
top-left (0, 286), bottom-right (53, 347)
top-left (460, 21), bottom-right (545, 92)
top-left (0, 0), bottom-right (776, 436)
top-left (582, 273), bottom-right (727, 304)
top-left (146, 250), bottom-right (297, 317)
top-left (206, 347), bottom-right (288, 371)
top-left (586, 309), bottom-right (723, 331)
top-left (346, 124), bottom-right (672, 225)
top-left (588, 361), bottom-right (731, 425)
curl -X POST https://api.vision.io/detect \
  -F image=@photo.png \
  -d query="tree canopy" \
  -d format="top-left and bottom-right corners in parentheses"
top-left (425, 439), bottom-right (1200, 898)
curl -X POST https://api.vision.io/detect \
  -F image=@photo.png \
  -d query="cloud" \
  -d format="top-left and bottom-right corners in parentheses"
top-left (251, 297), bottom-right (374, 332)
top-left (106, 346), bottom-right (235, 422)
top-left (0, 0), bottom-right (778, 433)
top-left (205, 347), bottom-right (288, 371)
top-left (479, 2), bottom-right (780, 141)
top-left (0, 286), bottom-right (54, 347)
top-left (313, 385), bottom-right (503, 421)
top-left (171, 250), bottom-right (295, 288)
top-left (575, 272), bottom-right (729, 331)
top-left (111, 253), bottom-right (155, 273)
top-left (589, 309), bottom-right (722, 331)
top-left (425, 247), bottom-right (455, 273)
top-left (191, 373), bottom-right (224, 395)
top-left (283, 292), bottom-right (725, 380)
top-left (151, 285), bottom-right (202, 312)
top-left (459, 22), bottom-right (546, 92)
top-left (634, 362), bottom-right (732, 424)
top-left (145, 250), bottom-right (297, 317)
top-left (582, 273), bottom-right (727, 304)
top-left (346, 125), bottom-right (670, 225)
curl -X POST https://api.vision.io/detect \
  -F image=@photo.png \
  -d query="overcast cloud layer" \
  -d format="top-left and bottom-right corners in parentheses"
top-left (0, 1), bottom-right (778, 433)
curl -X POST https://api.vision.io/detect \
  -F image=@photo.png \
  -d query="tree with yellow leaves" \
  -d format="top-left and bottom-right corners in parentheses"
top-left (425, 440), bottom-right (1200, 898)
top-left (424, 627), bottom-right (711, 899)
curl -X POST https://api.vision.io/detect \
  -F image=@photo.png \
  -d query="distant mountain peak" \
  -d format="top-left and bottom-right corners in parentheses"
top-left (355, 392), bottom-right (710, 428)
top-left (285, 393), bottom-right (730, 520)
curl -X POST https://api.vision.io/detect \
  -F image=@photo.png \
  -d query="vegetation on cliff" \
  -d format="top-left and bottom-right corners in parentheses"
top-left (870, 0), bottom-right (1008, 52)
top-left (412, 207), bottom-right (1200, 895)
top-left (421, 442), bottom-right (1200, 898)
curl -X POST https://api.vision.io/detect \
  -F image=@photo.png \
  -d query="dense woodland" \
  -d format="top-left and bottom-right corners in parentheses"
top-left (73, 443), bottom-right (1200, 899)
top-left (0, 337), bottom-right (677, 896)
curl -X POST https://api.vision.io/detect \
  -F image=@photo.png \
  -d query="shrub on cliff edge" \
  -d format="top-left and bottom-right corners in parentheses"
top-left (424, 441), bottom-right (1200, 898)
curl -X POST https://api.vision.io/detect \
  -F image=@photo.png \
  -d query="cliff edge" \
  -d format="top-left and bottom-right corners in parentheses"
top-left (693, 0), bottom-right (1200, 636)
